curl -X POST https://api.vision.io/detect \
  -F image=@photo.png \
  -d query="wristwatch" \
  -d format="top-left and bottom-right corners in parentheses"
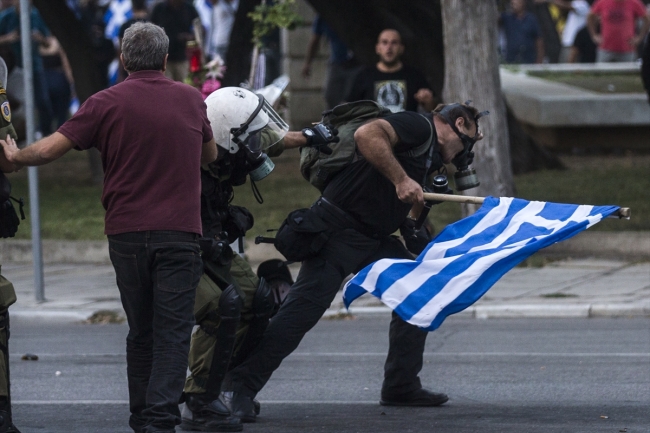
top-left (301, 128), bottom-right (314, 145)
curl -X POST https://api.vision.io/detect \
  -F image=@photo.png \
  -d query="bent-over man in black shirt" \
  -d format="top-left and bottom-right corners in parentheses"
top-left (222, 103), bottom-right (485, 422)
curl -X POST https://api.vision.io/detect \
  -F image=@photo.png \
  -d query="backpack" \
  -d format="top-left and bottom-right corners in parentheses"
top-left (299, 100), bottom-right (434, 192)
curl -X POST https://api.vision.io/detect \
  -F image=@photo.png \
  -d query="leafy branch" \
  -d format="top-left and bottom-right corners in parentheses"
top-left (248, 0), bottom-right (303, 47)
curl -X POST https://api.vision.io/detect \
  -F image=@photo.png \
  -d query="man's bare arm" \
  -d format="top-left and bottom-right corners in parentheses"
top-left (201, 137), bottom-right (218, 165)
top-left (280, 131), bottom-right (309, 149)
top-left (354, 119), bottom-right (423, 206)
top-left (0, 132), bottom-right (76, 166)
top-left (587, 12), bottom-right (602, 45)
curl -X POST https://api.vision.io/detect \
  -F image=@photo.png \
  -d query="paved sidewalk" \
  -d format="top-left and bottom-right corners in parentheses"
top-left (4, 256), bottom-right (649, 322)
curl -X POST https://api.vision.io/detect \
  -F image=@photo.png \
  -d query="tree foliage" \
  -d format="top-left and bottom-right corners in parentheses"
top-left (248, 0), bottom-right (303, 47)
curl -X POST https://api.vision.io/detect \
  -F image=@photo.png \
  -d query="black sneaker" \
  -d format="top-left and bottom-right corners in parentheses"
top-left (380, 388), bottom-right (449, 407)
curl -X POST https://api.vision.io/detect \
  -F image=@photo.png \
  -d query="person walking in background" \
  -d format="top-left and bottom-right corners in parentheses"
top-left (118, 0), bottom-right (149, 82)
top-left (40, 37), bottom-right (73, 130)
top-left (152, 0), bottom-right (199, 82)
top-left (545, 0), bottom-right (592, 62)
top-left (78, 0), bottom-right (116, 90)
top-left (499, 0), bottom-right (546, 64)
top-left (0, 0), bottom-right (54, 136)
top-left (302, 15), bottom-right (360, 109)
top-left (0, 22), bottom-right (218, 433)
top-left (568, 24), bottom-right (598, 62)
top-left (345, 28), bottom-right (435, 113)
top-left (207, 0), bottom-right (238, 61)
top-left (587, 0), bottom-right (649, 62)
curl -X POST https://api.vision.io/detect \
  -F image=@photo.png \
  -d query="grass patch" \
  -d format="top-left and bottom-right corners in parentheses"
top-left (514, 154), bottom-right (650, 231)
top-left (4, 150), bottom-right (648, 240)
top-left (526, 70), bottom-right (644, 93)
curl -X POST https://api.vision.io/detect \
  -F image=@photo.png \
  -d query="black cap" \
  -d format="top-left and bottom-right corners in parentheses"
top-left (256, 259), bottom-right (294, 285)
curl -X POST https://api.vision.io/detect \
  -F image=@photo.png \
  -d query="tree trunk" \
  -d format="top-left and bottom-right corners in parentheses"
top-left (222, 0), bottom-right (260, 87)
top-left (531, 1), bottom-right (561, 64)
top-left (441, 0), bottom-right (514, 214)
top-left (33, 0), bottom-right (105, 184)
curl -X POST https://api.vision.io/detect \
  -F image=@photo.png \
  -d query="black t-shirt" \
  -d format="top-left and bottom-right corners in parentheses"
top-left (322, 111), bottom-right (436, 236)
top-left (151, 1), bottom-right (199, 62)
top-left (573, 27), bottom-right (596, 64)
top-left (346, 65), bottom-right (431, 112)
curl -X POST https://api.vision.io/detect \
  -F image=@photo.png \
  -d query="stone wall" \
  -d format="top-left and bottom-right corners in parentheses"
top-left (280, 0), bottom-right (327, 129)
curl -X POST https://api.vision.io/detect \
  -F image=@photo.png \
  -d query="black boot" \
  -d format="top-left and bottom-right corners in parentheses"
top-left (0, 409), bottom-right (21, 433)
top-left (380, 388), bottom-right (449, 407)
top-left (219, 392), bottom-right (257, 423)
top-left (179, 394), bottom-right (243, 432)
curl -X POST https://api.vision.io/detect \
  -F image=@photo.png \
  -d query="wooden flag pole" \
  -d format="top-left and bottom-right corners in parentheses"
top-left (421, 192), bottom-right (631, 220)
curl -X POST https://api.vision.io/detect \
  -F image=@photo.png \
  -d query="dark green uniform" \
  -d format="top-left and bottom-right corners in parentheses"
top-left (184, 142), bottom-right (284, 395)
top-left (0, 84), bottom-right (21, 433)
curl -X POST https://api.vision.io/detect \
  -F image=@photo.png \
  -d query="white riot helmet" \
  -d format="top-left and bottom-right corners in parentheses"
top-left (205, 86), bottom-right (289, 154)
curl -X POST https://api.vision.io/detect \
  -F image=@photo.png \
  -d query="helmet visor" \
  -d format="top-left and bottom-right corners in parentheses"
top-left (242, 98), bottom-right (289, 152)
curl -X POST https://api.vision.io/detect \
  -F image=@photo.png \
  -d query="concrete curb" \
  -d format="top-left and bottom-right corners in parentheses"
top-left (9, 309), bottom-right (98, 321)
top-left (324, 302), bottom-right (650, 320)
top-left (10, 301), bottom-right (650, 322)
top-left (1, 231), bottom-right (650, 265)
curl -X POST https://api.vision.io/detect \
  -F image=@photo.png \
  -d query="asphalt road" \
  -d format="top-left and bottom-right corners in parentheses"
top-left (8, 315), bottom-right (650, 433)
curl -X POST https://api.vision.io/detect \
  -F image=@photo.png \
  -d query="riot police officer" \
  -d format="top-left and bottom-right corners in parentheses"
top-left (0, 56), bottom-right (22, 433)
top-left (180, 87), bottom-right (336, 432)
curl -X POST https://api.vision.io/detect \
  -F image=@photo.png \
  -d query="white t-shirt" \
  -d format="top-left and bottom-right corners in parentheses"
top-left (211, 0), bottom-right (239, 50)
top-left (562, 0), bottom-right (590, 47)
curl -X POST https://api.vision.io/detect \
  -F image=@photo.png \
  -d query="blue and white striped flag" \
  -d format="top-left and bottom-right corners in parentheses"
top-left (104, 0), bottom-right (132, 42)
top-left (194, 0), bottom-right (214, 32)
top-left (343, 197), bottom-right (619, 331)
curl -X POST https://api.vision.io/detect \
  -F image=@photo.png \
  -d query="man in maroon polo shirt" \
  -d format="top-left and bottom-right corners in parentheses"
top-left (0, 22), bottom-right (218, 433)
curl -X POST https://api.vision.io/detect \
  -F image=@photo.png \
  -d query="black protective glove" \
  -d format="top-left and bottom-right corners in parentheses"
top-left (301, 123), bottom-right (339, 155)
top-left (198, 237), bottom-right (234, 265)
top-left (400, 217), bottom-right (433, 255)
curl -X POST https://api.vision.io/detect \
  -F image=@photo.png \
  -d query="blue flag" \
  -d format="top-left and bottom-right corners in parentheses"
top-left (104, 0), bottom-right (132, 42)
top-left (343, 197), bottom-right (619, 331)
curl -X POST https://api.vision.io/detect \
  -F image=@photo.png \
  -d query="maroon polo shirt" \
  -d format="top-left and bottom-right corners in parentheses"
top-left (58, 70), bottom-right (213, 235)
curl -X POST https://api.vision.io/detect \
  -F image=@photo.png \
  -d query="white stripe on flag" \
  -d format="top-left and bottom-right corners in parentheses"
top-left (343, 197), bottom-right (619, 331)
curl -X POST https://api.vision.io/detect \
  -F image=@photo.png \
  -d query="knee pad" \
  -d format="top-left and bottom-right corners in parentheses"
top-left (198, 284), bottom-right (242, 336)
top-left (218, 284), bottom-right (242, 321)
top-left (251, 278), bottom-right (275, 319)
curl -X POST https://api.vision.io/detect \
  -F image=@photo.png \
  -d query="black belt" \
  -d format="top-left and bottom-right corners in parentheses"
top-left (314, 197), bottom-right (380, 239)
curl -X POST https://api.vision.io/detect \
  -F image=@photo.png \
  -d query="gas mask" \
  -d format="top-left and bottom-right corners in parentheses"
top-left (230, 94), bottom-right (288, 181)
top-left (437, 102), bottom-right (489, 191)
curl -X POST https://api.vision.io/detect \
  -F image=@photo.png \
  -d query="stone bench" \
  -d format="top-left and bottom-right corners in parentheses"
top-left (500, 63), bottom-right (650, 150)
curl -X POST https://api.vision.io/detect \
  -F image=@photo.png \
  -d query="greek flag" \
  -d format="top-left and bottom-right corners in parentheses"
top-left (194, 0), bottom-right (214, 32)
top-left (104, 0), bottom-right (132, 42)
top-left (343, 197), bottom-right (619, 331)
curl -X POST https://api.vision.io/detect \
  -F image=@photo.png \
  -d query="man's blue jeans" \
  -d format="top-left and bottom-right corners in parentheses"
top-left (108, 231), bottom-right (202, 433)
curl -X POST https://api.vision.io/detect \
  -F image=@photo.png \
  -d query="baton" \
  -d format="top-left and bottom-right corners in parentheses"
top-left (421, 192), bottom-right (631, 220)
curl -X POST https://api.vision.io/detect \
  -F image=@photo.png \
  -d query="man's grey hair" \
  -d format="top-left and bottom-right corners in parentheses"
top-left (121, 22), bottom-right (169, 73)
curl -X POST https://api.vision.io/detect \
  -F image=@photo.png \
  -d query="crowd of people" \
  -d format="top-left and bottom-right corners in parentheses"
top-left (0, 11), bottom-right (492, 432)
top-left (0, 0), bottom-right (254, 140)
top-left (498, 0), bottom-right (650, 64)
top-left (0, 2), bottom-right (647, 433)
